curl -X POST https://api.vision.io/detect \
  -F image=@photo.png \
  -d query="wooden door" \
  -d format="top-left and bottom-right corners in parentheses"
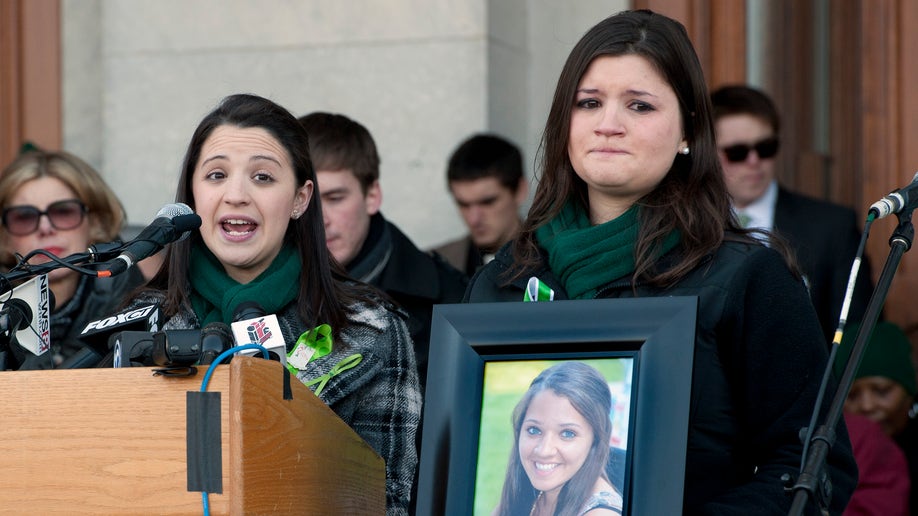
top-left (0, 0), bottom-right (60, 168)
top-left (638, 0), bottom-right (918, 349)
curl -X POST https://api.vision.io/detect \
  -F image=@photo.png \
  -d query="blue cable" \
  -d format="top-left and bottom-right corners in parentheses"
top-left (199, 344), bottom-right (269, 393)
top-left (198, 343), bottom-right (269, 515)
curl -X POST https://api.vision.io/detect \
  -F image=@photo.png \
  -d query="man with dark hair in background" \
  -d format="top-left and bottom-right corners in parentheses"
top-left (711, 85), bottom-right (874, 344)
top-left (431, 133), bottom-right (528, 276)
top-left (299, 112), bottom-right (468, 389)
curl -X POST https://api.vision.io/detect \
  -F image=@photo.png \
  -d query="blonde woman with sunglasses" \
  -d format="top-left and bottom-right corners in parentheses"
top-left (0, 149), bottom-right (145, 369)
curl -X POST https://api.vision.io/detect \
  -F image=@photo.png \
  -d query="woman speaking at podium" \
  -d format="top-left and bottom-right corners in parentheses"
top-left (127, 93), bottom-right (420, 515)
top-left (464, 9), bottom-right (857, 514)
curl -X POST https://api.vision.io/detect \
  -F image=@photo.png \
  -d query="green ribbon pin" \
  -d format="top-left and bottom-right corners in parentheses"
top-left (304, 353), bottom-right (363, 397)
top-left (286, 324), bottom-right (333, 375)
top-left (524, 276), bottom-right (554, 302)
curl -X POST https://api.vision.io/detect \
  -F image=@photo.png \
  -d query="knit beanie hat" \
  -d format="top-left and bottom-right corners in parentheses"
top-left (833, 321), bottom-right (917, 396)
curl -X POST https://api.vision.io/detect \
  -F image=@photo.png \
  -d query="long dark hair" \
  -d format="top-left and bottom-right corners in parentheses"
top-left (497, 361), bottom-right (614, 516)
top-left (145, 93), bottom-right (368, 334)
top-left (513, 9), bottom-right (773, 287)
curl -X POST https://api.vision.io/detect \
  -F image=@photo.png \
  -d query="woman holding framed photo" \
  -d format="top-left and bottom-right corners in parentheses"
top-left (465, 9), bottom-right (857, 514)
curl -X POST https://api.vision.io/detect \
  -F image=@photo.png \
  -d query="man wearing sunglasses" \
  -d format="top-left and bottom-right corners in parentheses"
top-left (711, 85), bottom-right (874, 346)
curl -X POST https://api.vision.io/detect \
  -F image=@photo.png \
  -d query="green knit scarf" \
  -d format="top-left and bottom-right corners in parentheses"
top-left (535, 201), bottom-right (679, 299)
top-left (188, 244), bottom-right (301, 326)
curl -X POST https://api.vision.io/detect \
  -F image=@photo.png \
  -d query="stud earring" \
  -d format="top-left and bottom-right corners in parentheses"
top-left (291, 209), bottom-right (299, 219)
top-left (680, 146), bottom-right (690, 155)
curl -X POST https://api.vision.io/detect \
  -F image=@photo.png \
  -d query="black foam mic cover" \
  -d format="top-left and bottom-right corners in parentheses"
top-left (200, 322), bottom-right (234, 365)
top-left (232, 301), bottom-right (266, 322)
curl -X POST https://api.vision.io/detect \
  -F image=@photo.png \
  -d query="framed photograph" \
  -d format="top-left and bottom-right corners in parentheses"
top-left (416, 296), bottom-right (697, 516)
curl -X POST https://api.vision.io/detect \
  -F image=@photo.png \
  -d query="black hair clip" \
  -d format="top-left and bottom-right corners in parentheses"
top-left (152, 366), bottom-right (198, 377)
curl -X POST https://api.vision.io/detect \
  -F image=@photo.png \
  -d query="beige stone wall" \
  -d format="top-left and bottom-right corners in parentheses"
top-left (61, 0), bottom-right (627, 248)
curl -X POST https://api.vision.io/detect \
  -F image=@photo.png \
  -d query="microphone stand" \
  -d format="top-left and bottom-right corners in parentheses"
top-left (0, 243), bottom-right (120, 296)
top-left (788, 208), bottom-right (914, 515)
top-left (0, 245), bottom-right (121, 369)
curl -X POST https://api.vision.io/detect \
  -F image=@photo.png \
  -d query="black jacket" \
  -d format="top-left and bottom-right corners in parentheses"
top-left (465, 239), bottom-right (857, 515)
top-left (774, 187), bottom-right (874, 343)
top-left (348, 213), bottom-right (468, 388)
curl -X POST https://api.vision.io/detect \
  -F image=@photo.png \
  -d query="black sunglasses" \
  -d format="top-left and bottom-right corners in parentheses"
top-left (720, 137), bottom-right (780, 163)
top-left (1, 199), bottom-right (87, 236)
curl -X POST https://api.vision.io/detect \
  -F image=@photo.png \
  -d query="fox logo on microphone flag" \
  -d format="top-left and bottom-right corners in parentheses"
top-left (80, 304), bottom-right (159, 334)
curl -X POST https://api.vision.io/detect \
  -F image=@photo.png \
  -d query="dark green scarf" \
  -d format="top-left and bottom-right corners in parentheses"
top-left (188, 244), bottom-right (301, 326)
top-left (535, 202), bottom-right (679, 299)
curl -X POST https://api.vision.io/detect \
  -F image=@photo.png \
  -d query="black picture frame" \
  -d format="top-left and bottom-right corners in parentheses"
top-left (416, 296), bottom-right (698, 516)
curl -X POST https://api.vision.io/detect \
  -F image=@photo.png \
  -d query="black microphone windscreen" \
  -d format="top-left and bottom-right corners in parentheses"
top-left (4, 298), bottom-right (33, 331)
top-left (202, 321), bottom-right (234, 339)
top-left (200, 322), bottom-right (234, 365)
top-left (232, 301), bottom-right (266, 322)
top-left (172, 213), bottom-right (202, 238)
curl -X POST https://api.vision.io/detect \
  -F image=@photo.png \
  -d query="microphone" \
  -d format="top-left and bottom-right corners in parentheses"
top-left (0, 274), bottom-right (52, 357)
top-left (869, 171), bottom-right (918, 219)
top-left (101, 203), bottom-right (201, 276)
top-left (151, 329), bottom-right (202, 367)
top-left (0, 298), bottom-right (32, 334)
top-left (232, 301), bottom-right (265, 322)
top-left (145, 322), bottom-right (233, 368)
top-left (230, 301), bottom-right (287, 364)
top-left (109, 331), bottom-right (158, 368)
top-left (59, 302), bottom-right (162, 369)
top-left (1, 299), bottom-right (32, 370)
top-left (199, 322), bottom-right (234, 365)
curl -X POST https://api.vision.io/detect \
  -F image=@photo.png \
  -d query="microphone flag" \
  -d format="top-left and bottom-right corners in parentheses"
top-left (4, 274), bottom-right (52, 356)
top-left (231, 314), bottom-right (287, 365)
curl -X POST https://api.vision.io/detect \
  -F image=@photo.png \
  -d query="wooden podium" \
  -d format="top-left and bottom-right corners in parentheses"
top-left (0, 356), bottom-right (385, 514)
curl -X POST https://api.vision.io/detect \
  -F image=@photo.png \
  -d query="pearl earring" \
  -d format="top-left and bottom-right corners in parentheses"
top-left (680, 146), bottom-right (690, 155)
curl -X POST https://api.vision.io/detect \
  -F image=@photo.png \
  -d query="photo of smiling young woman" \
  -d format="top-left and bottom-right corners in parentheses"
top-left (480, 360), bottom-right (630, 516)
